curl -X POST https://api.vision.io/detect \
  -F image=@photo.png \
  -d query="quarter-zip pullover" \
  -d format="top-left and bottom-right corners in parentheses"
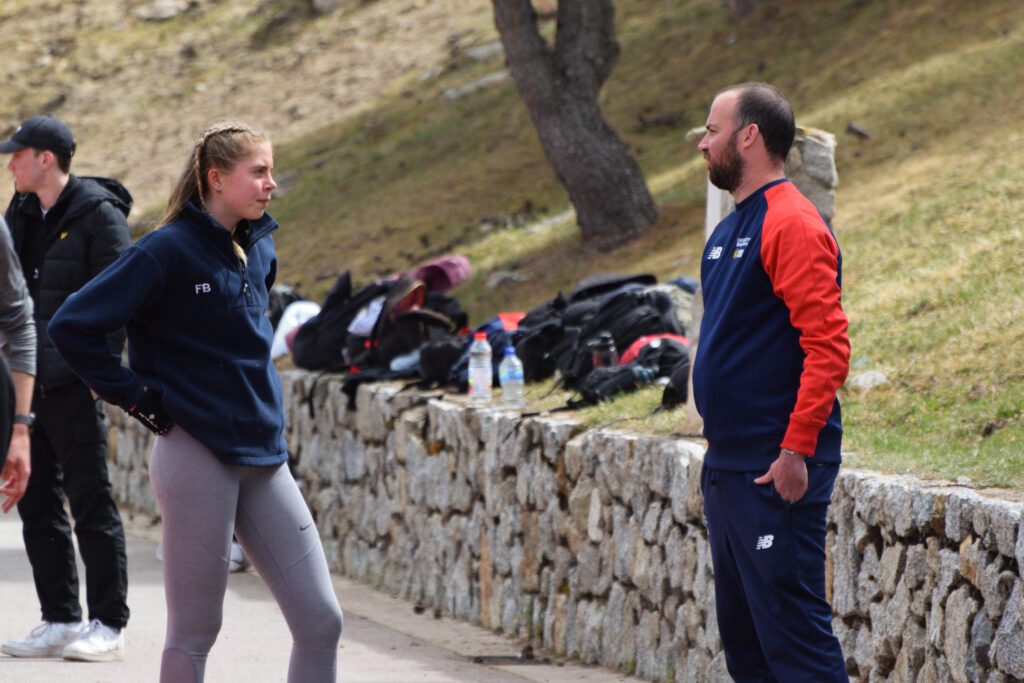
top-left (49, 202), bottom-right (286, 466)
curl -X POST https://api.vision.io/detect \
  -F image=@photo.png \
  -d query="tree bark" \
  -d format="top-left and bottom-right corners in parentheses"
top-left (492, 0), bottom-right (657, 251)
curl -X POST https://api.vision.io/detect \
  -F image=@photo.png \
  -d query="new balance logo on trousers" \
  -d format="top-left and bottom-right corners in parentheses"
top-left (701, 465), bottom-right (848, 681)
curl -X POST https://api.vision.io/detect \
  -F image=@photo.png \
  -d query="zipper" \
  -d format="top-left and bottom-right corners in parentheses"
top-left (238, 257), bottom-right (254, 306)
top-left (227, 216), bottom-right (275, 306)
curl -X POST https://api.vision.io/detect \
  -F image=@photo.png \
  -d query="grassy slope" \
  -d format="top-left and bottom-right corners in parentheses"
top-left (270, 0), bottom-right (1023, 487)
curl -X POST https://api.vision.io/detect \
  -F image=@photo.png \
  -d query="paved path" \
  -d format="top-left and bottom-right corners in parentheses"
top-left (0, 511), bottom-right (630, 682)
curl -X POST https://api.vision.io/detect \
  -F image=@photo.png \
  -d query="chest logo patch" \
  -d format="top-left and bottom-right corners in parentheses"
top-left (733, 236), bottom-right (750, 259)
top-left (194, 283), bottom-right (213, 294)
top-left (707, 246), bottom-right (723, 260)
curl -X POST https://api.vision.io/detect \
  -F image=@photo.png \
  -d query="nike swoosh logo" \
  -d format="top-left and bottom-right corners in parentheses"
top-left (299, 523), bottom-right (313, 531)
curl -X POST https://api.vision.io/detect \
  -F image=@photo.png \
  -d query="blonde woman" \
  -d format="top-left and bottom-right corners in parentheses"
top-left (49, 122), bottom-right (342, 682)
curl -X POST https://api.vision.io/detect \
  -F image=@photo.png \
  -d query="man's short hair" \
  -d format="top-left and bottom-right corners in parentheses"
top-left (53, 152), bottom-right (72, 174)
top-left (725, 83), bottom-right (795, 163)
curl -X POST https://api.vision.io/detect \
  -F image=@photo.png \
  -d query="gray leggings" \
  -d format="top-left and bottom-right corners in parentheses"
top-left (149, 428), bottom-right (342, 682)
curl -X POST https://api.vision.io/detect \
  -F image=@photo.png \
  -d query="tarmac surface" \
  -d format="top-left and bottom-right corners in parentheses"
top-left (0, 509), bottom-right (630, 683)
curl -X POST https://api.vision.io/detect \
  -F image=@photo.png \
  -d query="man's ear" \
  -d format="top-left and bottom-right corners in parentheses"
top-left (38, 150), bottom-right (55, 170)
top-left (740, 123), bottom-right (760, 150)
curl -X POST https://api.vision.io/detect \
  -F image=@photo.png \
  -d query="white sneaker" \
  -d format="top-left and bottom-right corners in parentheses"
top-left (1, 621), bottom-right (86, 658)
top-left (229, 539), bottom-right (250, 573)
top-left (61, 620), bottom-right (124, 662)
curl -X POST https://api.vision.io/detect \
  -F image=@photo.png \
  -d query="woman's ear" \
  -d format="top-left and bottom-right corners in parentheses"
top-left (206, 166), bottom-right (222, 193)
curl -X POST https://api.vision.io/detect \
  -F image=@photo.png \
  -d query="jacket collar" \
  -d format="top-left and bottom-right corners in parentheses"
top-left (180, 201), bottom-right (278, 250)
top-left (15, 174), bottom-right (77, 218)
top-left (15, 175), bottom-right (132, 228)
top-left (735, 178), bottom-right (790, 211)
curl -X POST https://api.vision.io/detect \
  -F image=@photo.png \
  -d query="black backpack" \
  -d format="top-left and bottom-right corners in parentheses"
top-left (425, 291), bottom-right (468, 331)
top-left (512, 292), bottom-right (569, 382)
top-left (634, 336), bottom-right (690, 377)
top-left (346, 277), bottom-right (457, 372)
top-left (291, 272), bottom-right (392, 372)
top-left (566, 336), bottom-right (689, 408)
top-left (661, 356), bottom-right (691, 409)
top-left (418, 338), bottom-right (466, 385)
top-left (568, 272), bottom-right (657, 302)
top-left (266, 284), bottom-right (301, 329)
top-left (509, 274), bottom-right (661, 385)
top-left (556, 289), bottom-right (683, 389)
top-left (571, 364), bottom-right (658, 407)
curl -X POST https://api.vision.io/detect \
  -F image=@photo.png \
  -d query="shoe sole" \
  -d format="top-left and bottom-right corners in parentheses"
top-left (63, 649), bottom-right (125, 663)
top-left (1, 644), bottom-right (65, 658)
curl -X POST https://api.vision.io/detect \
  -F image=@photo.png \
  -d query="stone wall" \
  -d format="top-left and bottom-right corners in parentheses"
top-left (106, 373), bottom-right (1024, 682)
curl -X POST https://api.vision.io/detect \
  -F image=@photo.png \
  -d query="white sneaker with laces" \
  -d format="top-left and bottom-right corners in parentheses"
top-left (61, 619), bottom-right (124, 662)
top-left (1, 621), bottom-right (86, 658)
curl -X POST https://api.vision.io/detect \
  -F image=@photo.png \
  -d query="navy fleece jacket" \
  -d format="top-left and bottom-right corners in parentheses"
top-left (693, 179), bottom-right (850, 471)
top-left (48, 202), bottom-right (286, 466)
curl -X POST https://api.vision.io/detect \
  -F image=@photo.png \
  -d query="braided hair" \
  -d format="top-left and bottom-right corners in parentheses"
top-left (161, 121), bottom-right (270, 261)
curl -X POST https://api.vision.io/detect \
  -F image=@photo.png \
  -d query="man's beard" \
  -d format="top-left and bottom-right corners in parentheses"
top-left (707, 133), bottom-right (745, 192)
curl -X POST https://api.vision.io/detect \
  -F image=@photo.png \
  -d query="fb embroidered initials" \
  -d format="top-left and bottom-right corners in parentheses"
top-left (755, 534), bottom-right (774, 550)
top-left (195, 283), bottom-right (212, 294)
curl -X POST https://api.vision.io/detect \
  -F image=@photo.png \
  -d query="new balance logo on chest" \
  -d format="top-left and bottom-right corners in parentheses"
top-left (755, 534), bottom-right (774, 550)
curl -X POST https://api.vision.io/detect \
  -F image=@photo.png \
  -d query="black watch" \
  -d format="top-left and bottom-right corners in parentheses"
top-left (13, 412), bottom-right (35, 428)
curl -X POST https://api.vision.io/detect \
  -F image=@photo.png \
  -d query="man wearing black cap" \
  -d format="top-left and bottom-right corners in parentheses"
top-left (0, 116), bottom-right (132, 663)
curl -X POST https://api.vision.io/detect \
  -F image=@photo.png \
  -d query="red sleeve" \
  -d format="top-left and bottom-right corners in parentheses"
top-left (761, 187), bottom-right (850, 455)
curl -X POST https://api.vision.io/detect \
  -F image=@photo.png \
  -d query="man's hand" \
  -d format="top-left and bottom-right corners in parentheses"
top-left (1, 427), bottom-right (31, 513)
top-left (754, 449), bottom-right (808, 503)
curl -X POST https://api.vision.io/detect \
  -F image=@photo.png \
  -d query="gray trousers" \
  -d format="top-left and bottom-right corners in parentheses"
top-left (150, 428), bottom-right (342, 682)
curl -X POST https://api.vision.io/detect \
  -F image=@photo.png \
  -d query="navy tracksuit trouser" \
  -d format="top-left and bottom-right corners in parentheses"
top-left (701, 462), bottom-right (847, 683)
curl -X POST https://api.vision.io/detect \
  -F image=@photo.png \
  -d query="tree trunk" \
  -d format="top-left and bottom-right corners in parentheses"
top-left (492, 0), bottom-right (657, 251)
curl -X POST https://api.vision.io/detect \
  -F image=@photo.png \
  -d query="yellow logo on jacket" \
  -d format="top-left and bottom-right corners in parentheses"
top-left (60, 231), bottom-right (68, 240)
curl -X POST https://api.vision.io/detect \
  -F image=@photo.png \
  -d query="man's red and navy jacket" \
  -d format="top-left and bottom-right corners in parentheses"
top-left (693, 179), bottom-right (850, 471)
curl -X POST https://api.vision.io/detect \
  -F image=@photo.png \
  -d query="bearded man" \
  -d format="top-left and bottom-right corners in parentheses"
top-left (692, 83), bottom-right (850, 682)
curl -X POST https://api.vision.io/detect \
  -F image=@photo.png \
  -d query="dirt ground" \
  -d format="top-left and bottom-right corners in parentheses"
top-left (0, 0), bottom-right (496, 215)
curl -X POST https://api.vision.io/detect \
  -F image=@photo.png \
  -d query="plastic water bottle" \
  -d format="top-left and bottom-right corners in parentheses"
top-left (498, 345), bottom-right (525, 410)
top-left (468, 332), bottom-right (493, 406)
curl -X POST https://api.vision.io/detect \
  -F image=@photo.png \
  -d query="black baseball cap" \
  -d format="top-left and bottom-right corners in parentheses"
top-left (0, 116), bottom-right (76, 157)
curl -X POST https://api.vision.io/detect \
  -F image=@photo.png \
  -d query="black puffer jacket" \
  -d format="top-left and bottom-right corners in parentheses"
top-left (5, 175), bottom-right (132, 394)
